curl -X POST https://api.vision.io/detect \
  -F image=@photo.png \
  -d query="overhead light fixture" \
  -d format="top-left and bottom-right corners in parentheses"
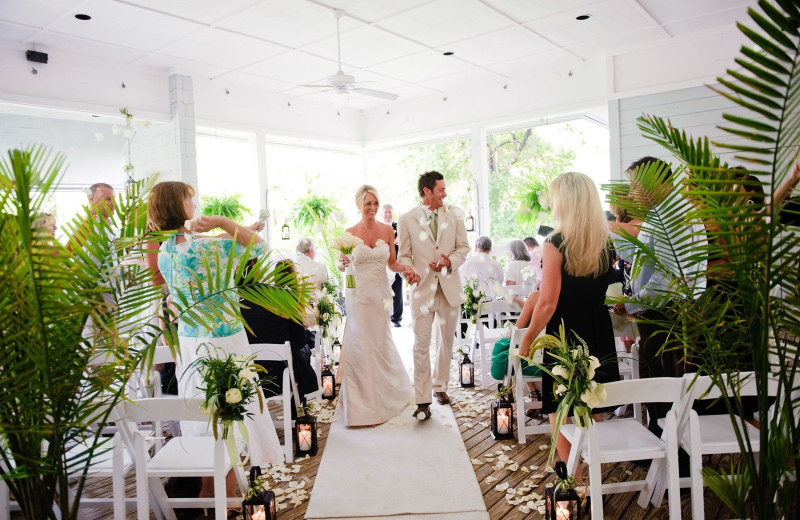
top-left (576, 14), bottom-right (591, 20)
top-left (74, 14), bottom-right (92, 20)
top-left (443, 51), bottom-right (454, 56)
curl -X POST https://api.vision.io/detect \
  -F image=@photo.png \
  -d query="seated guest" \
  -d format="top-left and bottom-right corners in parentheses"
top-left (294, 237), bottom-right (328, 290)
top-left (524, 237), bottom-right (542, 289)
top-left (241, 259), bottom-right (319, 408)
top-left (459, 235), bottom-right (504, 300)
top-left (490, 291), bottom-right (543, 416)
top-left (505, 239), bottom-right (533, 287)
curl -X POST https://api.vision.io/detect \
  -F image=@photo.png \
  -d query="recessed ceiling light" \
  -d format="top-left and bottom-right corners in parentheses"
top-left (74, 14), bottom-right (91, 21)
top-left (443, 51), bottom-right (454, 56)
top-left (576, 14), bottom-right (591, 21)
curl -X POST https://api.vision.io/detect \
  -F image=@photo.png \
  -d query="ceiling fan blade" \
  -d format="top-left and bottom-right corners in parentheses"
top-left (301, 84), bottom-right (332, 88)
top-left (351, 87), bottom-right (398, 100)
top-left (350, 81), bottom-right (379, 87)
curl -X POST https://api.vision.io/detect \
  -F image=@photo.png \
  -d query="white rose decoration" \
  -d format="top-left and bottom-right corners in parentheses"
top-left (552, 365), bottom-right (570, 379)
top-left (225, 388), bottom-right (243, 404)
top-left (555, 384), bottom-right (567, 396)
top-left (238, 368), bottom-right (257, 382)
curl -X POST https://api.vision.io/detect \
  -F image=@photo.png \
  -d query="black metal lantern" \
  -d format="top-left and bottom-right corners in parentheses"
top-left (465, 212), bottom-right (475, 232)
top-left (490, 386), bottom-right (514, 440)
top-left (332, 340), bottom-right (341, 364)
top-left (321, 366), bottom-right (336, 400)
top-left (124, 172), bottom-right (136, 198)
top-left (459, 353), bottom-right (475, 387)
top-left (293, 408), bottom-right (318, 457)
top-left (281, 222), bottom-right (290, 240)
top-left (545, 461), bottom-right (582, 520)
top-left (242, 466), bottom-right (277, 520)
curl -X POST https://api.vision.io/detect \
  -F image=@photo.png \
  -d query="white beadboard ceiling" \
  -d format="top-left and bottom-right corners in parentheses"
top-left (0, 0), bottom-right (754, 110)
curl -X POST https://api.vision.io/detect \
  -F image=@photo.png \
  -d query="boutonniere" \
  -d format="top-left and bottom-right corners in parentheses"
top-left (441, 203), bottom-right (450, 216)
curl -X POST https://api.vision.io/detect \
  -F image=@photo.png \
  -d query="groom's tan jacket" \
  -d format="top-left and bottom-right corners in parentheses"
top-left (397, 204), bottom-right (470, 312)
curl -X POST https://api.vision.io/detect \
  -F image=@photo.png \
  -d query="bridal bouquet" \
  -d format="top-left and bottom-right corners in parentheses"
top-left (191, 345), bottom-right (267, 465)
top-left (518, 320), bottom-right (605, 464)
top-left (330, 231), bottom-right (363, 289)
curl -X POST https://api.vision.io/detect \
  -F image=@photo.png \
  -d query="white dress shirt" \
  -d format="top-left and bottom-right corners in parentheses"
top-left (294, 253), bottom-right (328, 289)
top-left (459, 252), bottom-right (505, 300)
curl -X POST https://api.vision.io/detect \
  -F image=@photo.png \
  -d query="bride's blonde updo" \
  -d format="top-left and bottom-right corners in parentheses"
top-left (355, 185), bottom-right (380, 208)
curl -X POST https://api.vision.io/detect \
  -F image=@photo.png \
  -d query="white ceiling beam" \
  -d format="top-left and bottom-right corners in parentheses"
top-left (625, 0), bottom-right (673, 39)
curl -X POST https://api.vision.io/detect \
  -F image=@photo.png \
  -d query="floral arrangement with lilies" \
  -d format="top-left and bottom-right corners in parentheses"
top-left (315, 291), bottom-right (342, 337)
top-left (518, 320), bottom-right (605, 464)
top-left (330, 231), bottom-right (363, 289)
top-left (191, 345), bottom-right (267, 464)
top-left (462, 277), bottom-right (486, 324)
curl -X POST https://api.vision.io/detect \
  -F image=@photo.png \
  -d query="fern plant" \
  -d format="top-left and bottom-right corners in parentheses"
top-left (608, 1), bottom-right (799, 517)
top-left (201, 193), bottom-right (252, 223)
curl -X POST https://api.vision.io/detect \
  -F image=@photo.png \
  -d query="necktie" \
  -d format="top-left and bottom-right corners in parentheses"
top-left (430, 211), bottom-right (438, 240)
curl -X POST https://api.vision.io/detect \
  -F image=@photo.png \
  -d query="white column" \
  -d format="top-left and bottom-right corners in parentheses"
top-left (470, 125), bottom-right (489, 237)
top-left (253, 130), bottom-right (270, 249)
top-left (170, 74), bottom-right (197, 188)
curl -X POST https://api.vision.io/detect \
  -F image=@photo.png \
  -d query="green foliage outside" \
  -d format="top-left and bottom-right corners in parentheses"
top-left (487, 128), bottom-right (575, 242)
top-left (397, 137), bottom-right (473, 213)
top-left (201, 193), bottom-right (252, 223)
top-left (292, 194), bottom-right (337, 238)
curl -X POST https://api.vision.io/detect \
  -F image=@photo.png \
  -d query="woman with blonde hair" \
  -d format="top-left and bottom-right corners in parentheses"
top-left (518, 172), bottom-right (619, 472)
top-left (337, 184), bottom-right (417, 427)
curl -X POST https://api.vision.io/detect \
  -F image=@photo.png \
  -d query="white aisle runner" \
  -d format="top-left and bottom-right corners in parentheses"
top-left (305, 402), bottom-right (489, 520)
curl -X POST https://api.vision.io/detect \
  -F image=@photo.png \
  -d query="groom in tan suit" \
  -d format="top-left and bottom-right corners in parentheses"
top-left (398, 171), bottom-right (470, 419)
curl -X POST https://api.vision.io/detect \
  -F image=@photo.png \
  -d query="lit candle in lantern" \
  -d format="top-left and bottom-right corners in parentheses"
top-left (252, 508), bottom-right (266, 520)
top-left (497, 407), bottom-right (511, 434)
top-left (461, 364), bottom-right (472, 381)
top-left (556, 504), bottom-right (570, 520)
top-left (322, 376), bottom-right (334, 396)
top-left (297, 424), bottom-right (313, 451)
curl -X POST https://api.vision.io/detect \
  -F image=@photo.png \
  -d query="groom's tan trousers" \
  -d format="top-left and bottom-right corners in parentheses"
top-left (412, 285), bottom-right (460, 404)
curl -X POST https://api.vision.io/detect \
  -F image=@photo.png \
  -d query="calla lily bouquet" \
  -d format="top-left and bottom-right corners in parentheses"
top-left (518, 320), bottom-right (606, 464)
top-left (462, 277), bottom-right (486, 324)
top-left (330, 231), bottom-right (363, 289)
top-left (191, 345), bottom-right (267, 441)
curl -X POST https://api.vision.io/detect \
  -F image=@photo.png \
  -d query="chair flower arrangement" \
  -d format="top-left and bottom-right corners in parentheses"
top-left (519, 321), bottom-right (605, 464)
top-left (462, 277), bottom-right (486, 324)
top-left (191, 345), bottom-right (268, 465)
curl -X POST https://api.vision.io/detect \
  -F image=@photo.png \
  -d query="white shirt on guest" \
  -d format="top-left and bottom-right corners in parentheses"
top-left (459, 252), bottom-right (504, 300)
top-left (505, 259), bottom-right (534, 287)
top-left (294, 253), bottom-right (328, 289)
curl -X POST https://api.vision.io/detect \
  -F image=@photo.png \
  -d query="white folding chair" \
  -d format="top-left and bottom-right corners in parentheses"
top-left (250, 342), bottom-right (301, 463)
top-left (560, 377), bottom-right (687, 520)
top-left (118, 397), bottom-right (247, 520)
top-left (472, 300), bottom-right (513, 388)
top-left (304, 328), bottom-right (323, 402)
top-left (508, 327), bottom-right (551, 442)
top-left (64, 432), bottom-right (133, 519)
top-left (650, 372), bottom-right (775, 519)
top-left (611, 313), bottom-right (643, 422)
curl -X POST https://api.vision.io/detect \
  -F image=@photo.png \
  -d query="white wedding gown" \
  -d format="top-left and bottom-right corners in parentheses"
top-left (340, 240), bottom-right (413, 426)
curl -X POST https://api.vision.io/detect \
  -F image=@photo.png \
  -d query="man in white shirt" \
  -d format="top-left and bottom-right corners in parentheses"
top-left (294, 238), bottom-right (328, 290)
top-left (459, 235), bottom-right (504, 300)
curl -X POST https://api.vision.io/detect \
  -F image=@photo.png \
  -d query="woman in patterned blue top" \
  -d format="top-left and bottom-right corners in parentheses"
top-left (147, 181), bottom-right (283, 498)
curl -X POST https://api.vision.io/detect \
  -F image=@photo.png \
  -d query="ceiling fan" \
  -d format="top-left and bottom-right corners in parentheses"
top-left (302, 10), bottom-right (399, 105)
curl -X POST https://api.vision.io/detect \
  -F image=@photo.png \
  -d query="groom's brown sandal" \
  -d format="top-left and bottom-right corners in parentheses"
top-left (413, 404), bottom-right (432, 420)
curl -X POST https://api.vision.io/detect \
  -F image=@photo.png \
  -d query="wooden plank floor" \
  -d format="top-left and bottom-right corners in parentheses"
top-left (50, 380), bottom-right (737, 519)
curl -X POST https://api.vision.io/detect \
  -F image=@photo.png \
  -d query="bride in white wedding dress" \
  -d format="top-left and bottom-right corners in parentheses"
top-left (338, 185), bottom-right (420, 427)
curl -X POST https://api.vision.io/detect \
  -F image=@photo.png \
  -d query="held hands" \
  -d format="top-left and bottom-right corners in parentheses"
top-left (428, 253), bottom-right (451, 273)
top-left (338, 253), bottom-right (351, 272)
top-left (402, 266), bottom-right (421, 285)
